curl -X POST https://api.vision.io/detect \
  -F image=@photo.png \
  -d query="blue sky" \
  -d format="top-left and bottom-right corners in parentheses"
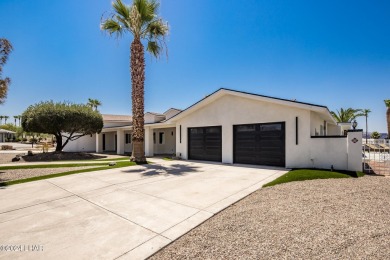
top-left (0, 0), bottom-right (389, 132)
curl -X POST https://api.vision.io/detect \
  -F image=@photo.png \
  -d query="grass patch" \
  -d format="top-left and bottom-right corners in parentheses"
top-left (0, 161), bottom-right (139, 187)
top-left (162, 157), bottom-right (173, 161)
top-left (263, 168), bottom-right (364, 187)
top-left (93, 157), bottom-right (130, 161)
top-left (0, 163), bottom-right (111, 170)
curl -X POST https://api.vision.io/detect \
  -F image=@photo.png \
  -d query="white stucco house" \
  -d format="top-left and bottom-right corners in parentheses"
top-left (0, 129), bottom-right (16, 142)
top-left (64, 88), bottom-right (362, 171)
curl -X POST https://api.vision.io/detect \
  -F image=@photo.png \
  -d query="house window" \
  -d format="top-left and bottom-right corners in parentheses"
top-left (125, 134), bottom-right (131, 144)
top-left (153, 132), bottom-right (156, 144)
top-left (159, 132), bottom-right (165, 144)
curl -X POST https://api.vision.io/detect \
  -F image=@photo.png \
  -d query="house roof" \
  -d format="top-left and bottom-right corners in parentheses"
top-left (163, 108), bottom-right (182, 114)
top-left (102, 114), bottom-right (132, 122)
top-left (0, 128), bottom-right (16, 134)
top-left (145, 112), bottom-right (165, 117)
top-left (167, 88), bottom-right (336, 124)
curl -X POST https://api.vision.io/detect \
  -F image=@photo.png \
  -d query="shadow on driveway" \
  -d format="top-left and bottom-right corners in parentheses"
top-left (120, 163), bottom-right (202, 177)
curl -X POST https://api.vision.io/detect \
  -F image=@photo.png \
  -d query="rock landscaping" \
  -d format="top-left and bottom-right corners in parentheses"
top-left (151, 175), bottom-right (390, 259)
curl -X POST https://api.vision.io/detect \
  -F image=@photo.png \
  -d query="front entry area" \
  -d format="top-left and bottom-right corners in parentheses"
top-left (188, 126), bottom-right (222, 162)
top-left (233, 122), bottom-right (285, 167)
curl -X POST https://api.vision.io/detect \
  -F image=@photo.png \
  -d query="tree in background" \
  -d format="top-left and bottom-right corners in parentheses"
top-left (101, 0), bottom-right (169, 163)
top-left (371, 131), bottom-right (381, 139)
top-left (87, 98), bottom-right (102, 111)
top-left (331, 108), bottom-right (362, 123)
top-left (13, 115), bottom-right (18, 126)
top-left (385, 100), bottom-right (390, 139)
top-left (4, 115), bottom-right (9, 124)
top-left (16, 115), bottom-right (22, 126)
top-left (358, 109), bottom-right (371, 144)
top-left (0, 38), bottom-right (13, 105)
top-left (22, 101), bottom-right (104, 152)
top-left (0, 115), bottom-right (3, 125)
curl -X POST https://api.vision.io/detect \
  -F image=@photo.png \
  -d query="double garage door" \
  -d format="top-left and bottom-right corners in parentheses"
top-left (188, 123), bottom-right (285, 167)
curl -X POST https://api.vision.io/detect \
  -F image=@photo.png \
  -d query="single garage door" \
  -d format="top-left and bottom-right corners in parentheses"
top-left (188, 126), bottom-right (222, 162)
top-left (233, 122), bottom-right (285, 167)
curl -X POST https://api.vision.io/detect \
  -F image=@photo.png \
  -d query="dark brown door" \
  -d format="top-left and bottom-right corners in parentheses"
top-left (233, 122), bottom-right (285, 167)
top-left (188, 126), bottom-right (222, 162)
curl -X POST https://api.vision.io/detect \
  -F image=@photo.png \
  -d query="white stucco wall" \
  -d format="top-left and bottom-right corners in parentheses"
top-left (310, 111), bottom-right (333, 136)
top-left (327, 124), bottom-right (341, 135)
top-left (63, 134), bottom-right (96, 152)
top-left (153, 127), bottom-right (176, 154)
top-left (308, 137), bottom-right (348, 169)
top-left (175, 94), bottom-right (314, 168)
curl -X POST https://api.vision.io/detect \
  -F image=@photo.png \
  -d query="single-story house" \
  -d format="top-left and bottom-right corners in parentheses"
top-left (0, 129), bottom-right (16, 142)
top-left (64, 88), bottom-right (362, 171)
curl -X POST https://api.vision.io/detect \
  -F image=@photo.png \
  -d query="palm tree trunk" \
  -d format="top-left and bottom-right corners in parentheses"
top-left (130, 39), bottom-right (146, 163)
top-left (365, 115), bottom-right (368, 144)
top-left (387, 107), bottom-right (390, 139)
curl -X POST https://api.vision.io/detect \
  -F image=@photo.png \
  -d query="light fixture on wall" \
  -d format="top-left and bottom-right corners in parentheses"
top-left (352, 120), bottom-right (357, 130)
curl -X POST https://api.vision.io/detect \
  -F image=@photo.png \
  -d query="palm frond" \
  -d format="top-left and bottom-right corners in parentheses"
top-left (112, 0), bottom-right (131, 20)
top-left (146, 41), bottom-right (161, 57)
top-left (101, 19), bottom-right (123, 37)
top-left (134, 0), bottom-right (156, 23)
top-left (385, 100), bottom-right (390, 107)
top-left (146, 19), bottom-right (168, 38)
top-left (331, 107), bottom-right (363, 123)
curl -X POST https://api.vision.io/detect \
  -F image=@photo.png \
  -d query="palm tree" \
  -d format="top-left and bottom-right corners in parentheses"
top-left (0, 115), bottom-right (3, 125)
top-left (4, 115), bottom-right (9, 124)
top-left (358, 109), bottom-right (371, 143)
top-left (17, 115), bottom-right (22, 126)
top-left (13, 115), bottom-right (18, 126)
top-left (385, 100), bottom-right (390, 139)
top-left (330, 108), bottom-right (362, 123)
top-left (87, 98), bottom-right (102, 111)
top-left (101, 0), bottom-right (168, 163)
top-left (0, 38), bottom-right (13, 105)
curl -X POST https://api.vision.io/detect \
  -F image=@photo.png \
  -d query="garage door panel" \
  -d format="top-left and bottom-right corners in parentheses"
top-left (188, 126), bottom-right (222, 162)
top-left (234, 122), bottom-right (285, 167)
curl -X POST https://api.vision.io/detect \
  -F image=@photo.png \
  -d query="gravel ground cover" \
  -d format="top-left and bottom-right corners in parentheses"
top-left (0, 153), bottom-right (22, 164)
top-left (0, 166), bottom-right (98, 182)
top-left (151, 176), bottom-right (390, 259)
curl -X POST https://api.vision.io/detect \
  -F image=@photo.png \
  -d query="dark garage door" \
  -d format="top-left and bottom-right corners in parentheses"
top-left (233, 122), bottom-right (285, 167)
top-left (188, 126), bottom-right (222, 162)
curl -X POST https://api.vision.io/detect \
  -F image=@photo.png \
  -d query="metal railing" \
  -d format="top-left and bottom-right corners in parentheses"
top-left (362, 139), bottom-right (390, 175)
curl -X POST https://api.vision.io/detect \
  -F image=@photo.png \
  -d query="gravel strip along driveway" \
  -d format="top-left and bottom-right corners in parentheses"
top-left (151, 176), bottom-right (390, 259)
top-left (0, 166), bottom-right (99, 182)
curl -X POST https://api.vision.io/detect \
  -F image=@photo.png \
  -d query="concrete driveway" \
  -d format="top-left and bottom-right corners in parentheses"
top-left (0, 159), bottom-right (287, 259)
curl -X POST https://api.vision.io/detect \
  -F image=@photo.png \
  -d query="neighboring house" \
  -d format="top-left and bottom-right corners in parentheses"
top-left (64, 88), bottom-right (362, 171)
top-left (0, 129), bottom-right (16, 142)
